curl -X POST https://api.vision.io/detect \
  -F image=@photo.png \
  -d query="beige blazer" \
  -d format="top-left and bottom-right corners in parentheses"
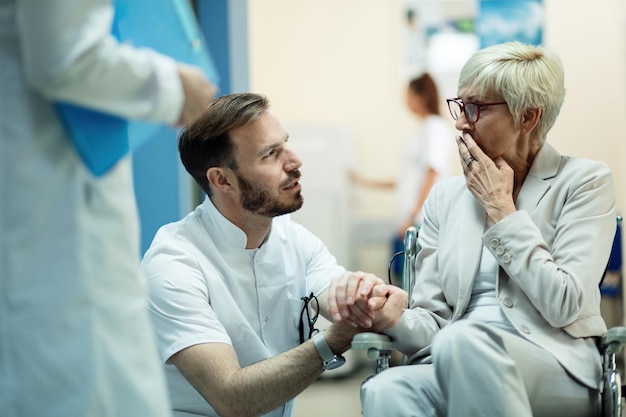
top-left (387, 142), bottom-right (617, 389)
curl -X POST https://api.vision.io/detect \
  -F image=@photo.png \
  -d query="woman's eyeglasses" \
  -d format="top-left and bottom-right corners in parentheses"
top-left (299, 292), bottom-right (319, 344)
top-left (446, 98), bottom-right (507, 123)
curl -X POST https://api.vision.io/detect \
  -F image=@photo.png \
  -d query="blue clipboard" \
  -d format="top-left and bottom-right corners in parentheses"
top-left (56, 0), bottom-right (219, 176)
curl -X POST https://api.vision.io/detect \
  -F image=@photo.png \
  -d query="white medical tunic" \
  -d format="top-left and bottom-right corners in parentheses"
top-left (0, 1), bottom-right (183, 416)
top-left (142, 197), bottom-right (346, 417)
top-left (395, 115), bottom-right (452, 226)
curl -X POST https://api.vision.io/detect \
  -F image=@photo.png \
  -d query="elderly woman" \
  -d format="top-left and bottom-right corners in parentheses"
top-left (331, 41), bottom-right (617, 417)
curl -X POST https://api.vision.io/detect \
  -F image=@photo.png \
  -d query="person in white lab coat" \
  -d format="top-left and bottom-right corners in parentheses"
top-left (350, 73), bottom-right (453, 281)
top-left (142, 93), bottom-right (407, 417)
top-left (0, 1), bottom-right (216, 416)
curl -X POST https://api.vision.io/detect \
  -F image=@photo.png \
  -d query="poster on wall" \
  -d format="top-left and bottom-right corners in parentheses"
top-left (400, 0), bottom-right (478, 101)
top-left (400, 0), bottom-right (543, 100)
top-left (477, 0), bottom-right (543, 48)
top-left (400, 2), bottom-right (476, 77)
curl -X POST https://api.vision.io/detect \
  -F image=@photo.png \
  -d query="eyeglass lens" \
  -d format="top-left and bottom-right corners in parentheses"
top-left (464, 103), bottom-right (479, 122)
top-left (448, 100), bottom-right (478, 123)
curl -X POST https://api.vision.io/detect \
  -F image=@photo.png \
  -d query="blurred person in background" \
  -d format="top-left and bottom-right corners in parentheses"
top-left (350, 73), bottom-right (452, 282)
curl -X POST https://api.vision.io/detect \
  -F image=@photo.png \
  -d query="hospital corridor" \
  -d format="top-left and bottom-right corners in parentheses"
top-left (2, 0), bottom-right (626, 416)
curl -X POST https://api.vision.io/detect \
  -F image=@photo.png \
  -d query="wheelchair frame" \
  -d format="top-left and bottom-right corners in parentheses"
top-left (352, 223), bottom-right (626, 417)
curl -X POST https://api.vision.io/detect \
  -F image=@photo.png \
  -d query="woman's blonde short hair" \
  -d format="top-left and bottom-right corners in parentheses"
top-left (458, 41), bottom-right (565, 141)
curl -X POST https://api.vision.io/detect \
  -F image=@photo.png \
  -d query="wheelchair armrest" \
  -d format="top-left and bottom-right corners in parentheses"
top-left (601, 327), bottom-right (626, 355)
top-left (352, 332), bottom-right (393, 360)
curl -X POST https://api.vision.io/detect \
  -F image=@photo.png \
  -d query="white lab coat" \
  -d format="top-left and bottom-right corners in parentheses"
top-left (0, 0), bottom-right (184, 415)
top-left (395, 114), bottom-right (452, 226)
top-left (143, 197), bottom-right (345, 417)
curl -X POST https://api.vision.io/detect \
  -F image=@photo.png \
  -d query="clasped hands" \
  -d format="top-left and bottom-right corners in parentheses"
top-left (327, 271), bottom-right (408, 333)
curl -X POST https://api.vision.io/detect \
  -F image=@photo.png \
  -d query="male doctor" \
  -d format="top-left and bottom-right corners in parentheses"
top-left (142, 93), bottom-right (407, 417)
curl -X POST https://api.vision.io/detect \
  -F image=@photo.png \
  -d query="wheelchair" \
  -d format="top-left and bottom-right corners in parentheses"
top-left (352, 223), bottom-right (626, 417)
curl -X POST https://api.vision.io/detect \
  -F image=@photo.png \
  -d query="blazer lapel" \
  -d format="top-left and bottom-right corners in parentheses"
top-left (454, 143), bottom-right (561, 313)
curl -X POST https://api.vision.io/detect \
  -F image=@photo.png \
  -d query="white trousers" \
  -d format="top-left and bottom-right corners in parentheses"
top-left (361, 320), bottom-right (599, 417)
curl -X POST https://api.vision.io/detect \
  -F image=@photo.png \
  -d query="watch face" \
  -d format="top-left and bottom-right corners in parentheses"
top-left (324, 356), bottom-right (346, 370)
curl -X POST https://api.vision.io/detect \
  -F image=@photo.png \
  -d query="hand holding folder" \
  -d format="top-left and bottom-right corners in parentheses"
top-left (56, 0), bottom-right (219, 176)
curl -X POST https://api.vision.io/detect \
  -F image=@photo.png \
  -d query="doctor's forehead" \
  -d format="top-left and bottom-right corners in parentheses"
top-left (232, 112), bottom-right (289, 150)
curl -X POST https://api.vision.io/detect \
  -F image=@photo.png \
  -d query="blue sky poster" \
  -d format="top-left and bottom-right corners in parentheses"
top-left (477, 0), bottom-right (543, 48)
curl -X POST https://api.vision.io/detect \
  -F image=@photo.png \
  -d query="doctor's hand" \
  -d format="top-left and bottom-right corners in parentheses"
top-left (327, 271), bottom-right (386, 329)
top-left (457, 133), bottom-right (516, 223)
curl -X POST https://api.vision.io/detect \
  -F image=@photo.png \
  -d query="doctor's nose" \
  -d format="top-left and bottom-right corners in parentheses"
top-left (284, 148), bottom-right (302, 172)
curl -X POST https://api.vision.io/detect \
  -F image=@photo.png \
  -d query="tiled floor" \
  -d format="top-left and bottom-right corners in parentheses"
top-left (293, 366), bottom-right (371, 417)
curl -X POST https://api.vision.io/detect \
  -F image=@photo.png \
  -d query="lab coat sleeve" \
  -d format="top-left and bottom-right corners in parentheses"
top-left (16, 0), bottom-right (184, 125)
top-left (291, 221), bottom-right (346, 297)
top-left (142, 242), bottom-right (232, 364)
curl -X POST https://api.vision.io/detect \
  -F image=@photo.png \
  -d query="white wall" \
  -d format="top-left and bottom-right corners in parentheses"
top-left (543, 0), bottom-right (625, 198)
top-left (248, 0), bottom-right (626, 275)
top-left (249, 0), bottom-right (410, 222)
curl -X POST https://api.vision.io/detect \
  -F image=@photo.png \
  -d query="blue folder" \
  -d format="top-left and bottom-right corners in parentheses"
top-left (56, 0), bottom-right (219, 176)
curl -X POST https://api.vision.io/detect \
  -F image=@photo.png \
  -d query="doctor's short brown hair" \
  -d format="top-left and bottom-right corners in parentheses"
top-left (178, 93), bottom-right (269, 195)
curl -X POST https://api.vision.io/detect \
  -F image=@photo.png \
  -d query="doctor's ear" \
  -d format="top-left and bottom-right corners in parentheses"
top-left (207, 167), bottom-right (235, 192)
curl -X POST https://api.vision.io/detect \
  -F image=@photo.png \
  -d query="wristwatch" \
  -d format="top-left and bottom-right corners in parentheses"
top-left (312, 331), bottom-right (346, 370)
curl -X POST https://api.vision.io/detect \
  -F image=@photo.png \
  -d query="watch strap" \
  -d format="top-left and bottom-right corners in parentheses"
top-left (312, 332), bottom-right (335, 363)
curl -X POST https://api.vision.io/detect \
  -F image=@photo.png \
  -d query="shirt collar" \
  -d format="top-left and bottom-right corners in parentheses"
top-left (199, 196), bottom-right (250, 249)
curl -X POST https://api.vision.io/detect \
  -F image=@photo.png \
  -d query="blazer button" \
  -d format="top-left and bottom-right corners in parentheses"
top-left (502, 296), bottom-right (513, 308)
top-left (495, 246), bottom-right (505, 256)
top-left (519, 325), bottom-right (530, 334)
top-left (502, 253), bottom-right (511, 264)
top-left (490, 238), bottom-right (499, 249)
